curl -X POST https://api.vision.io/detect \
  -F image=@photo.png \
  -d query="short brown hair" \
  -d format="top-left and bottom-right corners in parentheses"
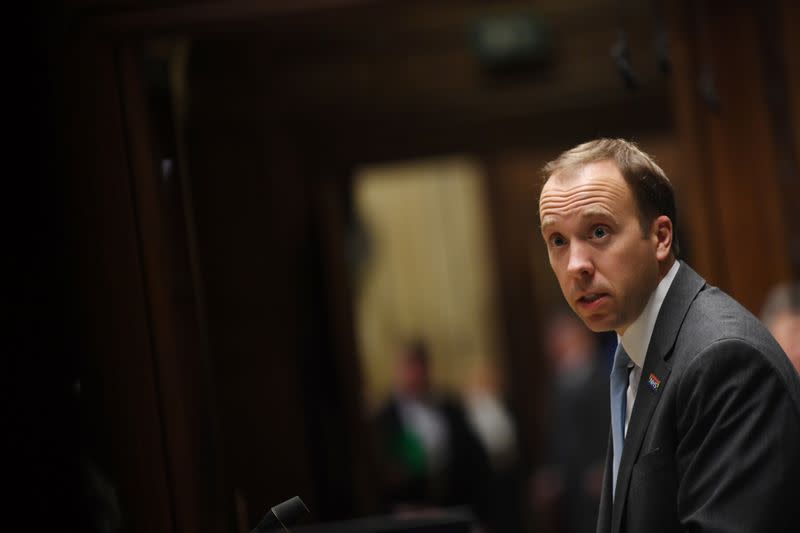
top-left (541, 138), bottom-right (680, 256)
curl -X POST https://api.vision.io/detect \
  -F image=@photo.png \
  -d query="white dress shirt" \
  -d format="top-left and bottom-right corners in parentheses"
top-left (618, 260), bottom-right (681, 435)
top-left (396, 396), bottom-right (450, 471)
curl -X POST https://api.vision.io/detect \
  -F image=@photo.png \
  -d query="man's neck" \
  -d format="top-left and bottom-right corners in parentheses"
top-left (658, 256), bottom-right (677, 279)
top-left (615, 257), bottom-right (675, 337)
top-left (617, 259), bottom-right (681, 366)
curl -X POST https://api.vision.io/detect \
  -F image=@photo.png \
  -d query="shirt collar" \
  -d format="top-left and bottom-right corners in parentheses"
top-left (618, 260), bottom-right (681, 368)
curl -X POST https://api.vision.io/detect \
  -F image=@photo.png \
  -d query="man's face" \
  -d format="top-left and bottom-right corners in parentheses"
top-left (539, 160), bottom-right (665, 334)
top-left (396, 353), bottom-right (429, 397)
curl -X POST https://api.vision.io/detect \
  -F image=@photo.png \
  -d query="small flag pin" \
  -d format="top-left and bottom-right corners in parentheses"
top-left (648, 372), bottom-right (661, 391)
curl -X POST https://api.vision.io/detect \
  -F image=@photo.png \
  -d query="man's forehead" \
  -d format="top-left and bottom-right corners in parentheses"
top-left (539, 165), bottom-right (631, 226)
top-left (540, 205), bottom-right (617, 232)
top-left (539, 179), bottom-right (629, 206)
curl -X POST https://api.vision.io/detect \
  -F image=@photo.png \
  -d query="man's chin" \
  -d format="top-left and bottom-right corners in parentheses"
top-left (577, 313), bottom-right (616, 333)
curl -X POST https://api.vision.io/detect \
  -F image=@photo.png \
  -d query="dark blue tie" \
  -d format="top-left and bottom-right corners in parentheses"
top-left (610, 343), bottom-right (631, 498)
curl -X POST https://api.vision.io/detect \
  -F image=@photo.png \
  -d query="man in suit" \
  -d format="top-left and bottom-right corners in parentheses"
top-left (537, 138), bottom-right (800, 532)
top-left (371, 340), bottom-right (492, 527)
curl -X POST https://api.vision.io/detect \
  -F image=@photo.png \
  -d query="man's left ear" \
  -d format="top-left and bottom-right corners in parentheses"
top-left (653, 215), bottom-right (673, 261)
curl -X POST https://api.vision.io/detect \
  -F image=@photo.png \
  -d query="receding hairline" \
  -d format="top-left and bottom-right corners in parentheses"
top-left (542, 156), bottom-right (618, 186)
top-left (540, 138), bottom-right (664, 181)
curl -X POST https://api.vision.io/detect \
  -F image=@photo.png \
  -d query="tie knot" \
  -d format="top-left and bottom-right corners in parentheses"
top-left (613, 344), bottom-right (631, 370)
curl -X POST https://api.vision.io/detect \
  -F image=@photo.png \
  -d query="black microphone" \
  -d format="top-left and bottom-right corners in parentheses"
top-left (251, 496), bottom-right (309, 533)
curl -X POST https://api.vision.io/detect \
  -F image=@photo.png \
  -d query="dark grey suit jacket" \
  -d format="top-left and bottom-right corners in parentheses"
top-left (597, 263), bottom-right (800, 533)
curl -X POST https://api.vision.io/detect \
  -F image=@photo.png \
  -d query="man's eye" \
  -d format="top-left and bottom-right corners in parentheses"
top-left (551, 235), bottom-right (566, 247)
top-left (592, 227), bottom-right (608, 239)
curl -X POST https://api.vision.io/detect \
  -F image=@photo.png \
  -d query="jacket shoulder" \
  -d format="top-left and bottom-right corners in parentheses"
top-left (679, 285), bottom-right (777, 356)
top-left (671, 284), bottom-right (800, 408)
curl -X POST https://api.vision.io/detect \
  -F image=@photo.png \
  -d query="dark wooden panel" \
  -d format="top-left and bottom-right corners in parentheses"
top-left (312, 172), bottom-right (376, 515)
top-left (668, 0), bottom-right (794, 313)
top-left (185, 120), bottom-right (319, 526)
top-left (771, 0), bottom-right (800, 275)
top-left (116, 46), bottom-right (233, 533)
top-left (64, 35), bottom-right (175, 533)
top-left (666, 1), bottom-right (726, 287)
top-left (184, 1), bottom-right (669, 130)
top-left (483, 151), bottom-right (552, 466)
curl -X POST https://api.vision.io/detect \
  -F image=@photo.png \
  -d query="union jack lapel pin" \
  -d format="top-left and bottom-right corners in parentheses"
top-left (648, 372), bottom-right (661, 391)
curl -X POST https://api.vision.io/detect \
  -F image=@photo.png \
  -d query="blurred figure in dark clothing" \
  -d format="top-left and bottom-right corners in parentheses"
top-left (462, 358), bottom-right (528, 533)
top-left (371, 340), bottom-right (492, 529)
top-left (532, 313), bottom-right (609, 533)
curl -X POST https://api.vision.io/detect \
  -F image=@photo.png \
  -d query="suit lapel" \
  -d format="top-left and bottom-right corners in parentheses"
top-left (610, 263), bottom-right (705, 533)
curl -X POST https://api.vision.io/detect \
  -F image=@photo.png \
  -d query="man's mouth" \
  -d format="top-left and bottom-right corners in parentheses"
top-left (577, 293), bottom-right (608, 305)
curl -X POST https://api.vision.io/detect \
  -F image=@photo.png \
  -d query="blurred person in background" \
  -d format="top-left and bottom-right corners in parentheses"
top-left (371, 339), bottom-right (492, 529)
top-left (532, 312), bottom-right (609, 533)
top-left (462, 358), bottom-right (528, 533)
top-left (761, 281), bottom-right (800, 373)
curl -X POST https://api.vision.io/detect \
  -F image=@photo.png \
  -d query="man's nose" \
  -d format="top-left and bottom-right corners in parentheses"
top-left (566, 242), bottom-right (594, 278)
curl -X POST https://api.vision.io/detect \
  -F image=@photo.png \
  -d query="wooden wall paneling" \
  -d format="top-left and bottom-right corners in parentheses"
top-left (83, 0), bottom-right (643, 41)
top-left (290, 162), bottom-right (361, 521)
top-left (311, 168), bottom-right (376, 517)
top-left (184, 43), bottom-right (371, 525)
top-left (666, 3), bottom-right (727, 286)
top-left (78, 0), bottom-right (380, 34)
top-left (65, 35), bottom-right (175, 533)
top-left (668, 1), bottom-right (793, 312)
top-left (184, 112), bottom-right (317, 527)
top-left (769, 0), bottom-right (800, 276)
top-left (483, 153), bottom-right (548, 467)
top-left (181, 0), bottom-right (671, 154)
top-left (701, 2), bottom-right (792, 312)
top-left (115, 46), bottom-right (233, 533)
top-left (780, 0), bottom-right (800, 173)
